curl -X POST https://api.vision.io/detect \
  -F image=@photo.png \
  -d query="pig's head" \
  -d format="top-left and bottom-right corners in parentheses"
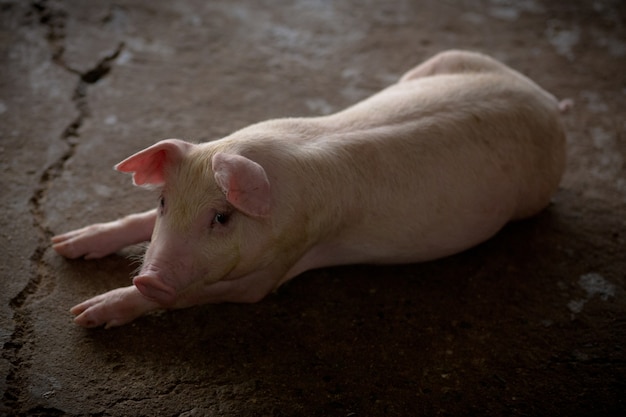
top-left (115, 139), bottom-right (275, 306)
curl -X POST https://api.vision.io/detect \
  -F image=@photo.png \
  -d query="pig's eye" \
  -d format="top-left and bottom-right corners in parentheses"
top-left (159, 196), bottom-right (165, 215)
top-left (212, 212), bottom-right (229, 227)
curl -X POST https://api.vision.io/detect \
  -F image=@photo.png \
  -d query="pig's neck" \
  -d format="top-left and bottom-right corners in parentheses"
top-left (238, 116), bottom-right (387, 283)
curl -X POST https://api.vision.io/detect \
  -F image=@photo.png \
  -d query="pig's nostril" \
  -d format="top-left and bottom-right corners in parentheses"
top-left (133, 275), bottom-right (176, 305)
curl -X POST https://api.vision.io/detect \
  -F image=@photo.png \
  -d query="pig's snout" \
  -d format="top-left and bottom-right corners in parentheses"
top-left (133, 274), bottom-right (177, 305)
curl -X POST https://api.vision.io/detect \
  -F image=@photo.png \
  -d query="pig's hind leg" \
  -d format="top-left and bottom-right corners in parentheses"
top-left (52, 209), bottom-right (156, 259)
top-left (399, 50), bottom-right (505, 82)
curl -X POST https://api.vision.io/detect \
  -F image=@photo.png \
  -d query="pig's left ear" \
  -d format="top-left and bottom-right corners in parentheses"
top-left (212, 153), bottom-right (271, 218)
top-left (115, 139), bottom-right (193, 187)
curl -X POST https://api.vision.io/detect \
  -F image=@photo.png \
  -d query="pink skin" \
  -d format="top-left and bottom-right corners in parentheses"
top-left (69, 286), bottom-right (159, 329)
top-left (52, 142), bottom-right (277, 328)
top-left (52, 140), bottom-right (299, 328)
top-left (51, 210), bottom-right (156, 260)
top-left (52, 50), bottom-right (566, 328)
top-left (111, 142), bottom-right (275, 308)
top-left (52, 207), bottom-right (273, 328)
top-left (52, 210), bottom-right (156, 328)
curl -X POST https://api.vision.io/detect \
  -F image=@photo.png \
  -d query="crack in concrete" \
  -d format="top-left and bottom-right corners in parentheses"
top-left (2, 1), bottom-right (125, 413)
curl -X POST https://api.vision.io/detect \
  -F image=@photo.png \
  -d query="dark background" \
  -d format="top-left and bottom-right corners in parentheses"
top-left (1, 1), bottom-right (625, 415)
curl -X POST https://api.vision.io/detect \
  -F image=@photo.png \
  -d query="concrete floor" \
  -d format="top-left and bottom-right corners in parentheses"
top-left (1, 0), bottom-right (625, 415)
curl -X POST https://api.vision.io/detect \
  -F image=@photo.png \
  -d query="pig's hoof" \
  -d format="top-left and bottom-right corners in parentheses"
top-left (51, 221), bottom-right (130, 259)
top-left (52, 225), bottom-right (111, 259)
top-left (71, 286), bottom-right (158, 328)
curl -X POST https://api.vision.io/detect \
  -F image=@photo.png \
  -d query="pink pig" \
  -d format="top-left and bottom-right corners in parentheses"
top-left (52, 50), bottom-right (566, 328)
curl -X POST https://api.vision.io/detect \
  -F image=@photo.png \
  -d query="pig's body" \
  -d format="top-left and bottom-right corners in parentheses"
top-left (52, 50), bottom-right (566, 328)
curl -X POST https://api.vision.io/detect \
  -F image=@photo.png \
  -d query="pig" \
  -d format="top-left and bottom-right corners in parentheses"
top-left (52, 50), bottom-right (566, 328)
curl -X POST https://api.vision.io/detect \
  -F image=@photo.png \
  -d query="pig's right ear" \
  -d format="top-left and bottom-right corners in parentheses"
top-left (212, 153), bottom-right (271, 218)
top-left (115, 139), bottom-right (192, 187)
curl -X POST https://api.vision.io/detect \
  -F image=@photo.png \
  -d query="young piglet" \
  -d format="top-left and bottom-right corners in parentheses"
top-left (52, 50), bottom-right (566, 328)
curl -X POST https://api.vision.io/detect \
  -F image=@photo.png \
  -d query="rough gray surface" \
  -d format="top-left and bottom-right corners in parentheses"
top-left (1, 0), bottom-right (625, 416)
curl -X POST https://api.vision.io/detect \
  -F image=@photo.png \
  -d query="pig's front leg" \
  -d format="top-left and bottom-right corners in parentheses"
top-left (52, 209), bottom-right (156, 259)
top-left (71, 285), bottom-right (160, 328)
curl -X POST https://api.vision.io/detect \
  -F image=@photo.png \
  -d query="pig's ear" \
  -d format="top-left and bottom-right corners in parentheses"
top-left (212, 153), bottom-right (271, 218)
top-left (115, 139), bottom-right (193, 187)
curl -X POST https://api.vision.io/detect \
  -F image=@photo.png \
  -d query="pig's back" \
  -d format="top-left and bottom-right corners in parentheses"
top-left (302, 69), bottom-right (566, 265)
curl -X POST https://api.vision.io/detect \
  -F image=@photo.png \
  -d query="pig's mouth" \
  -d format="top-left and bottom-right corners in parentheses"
top-left (133, 275), bottom-right (177, 306)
